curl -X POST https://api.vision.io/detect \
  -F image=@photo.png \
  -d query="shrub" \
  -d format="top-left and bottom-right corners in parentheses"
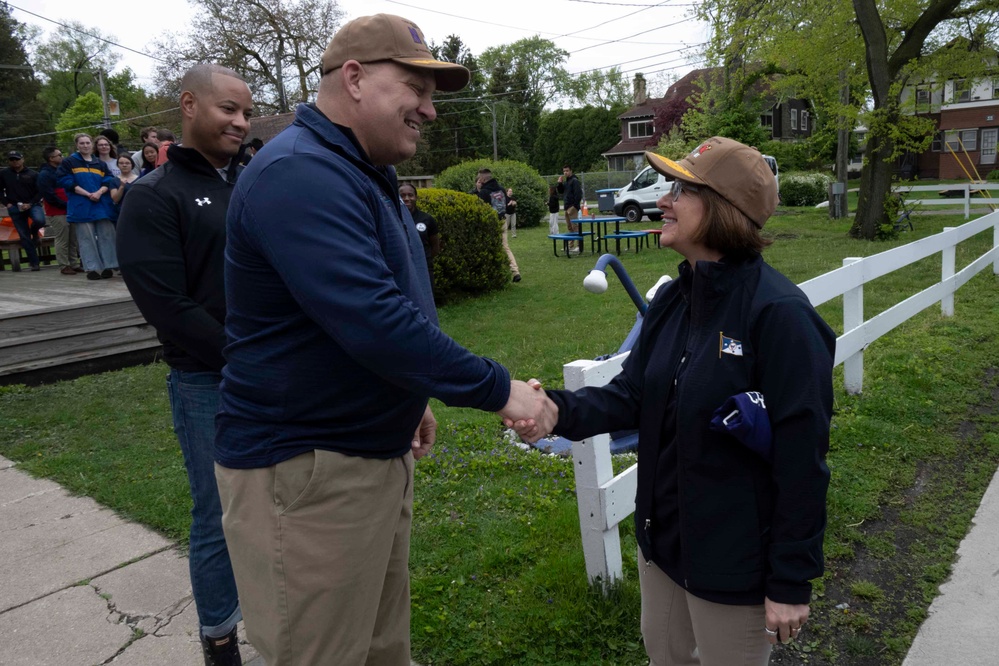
top-left (435, 159), bottom-right (548, 228)
top-left (759, 140), bottom-right (819, 172)
top-left (780, 172), bottom-right (834, 207)
top-left (416, 188), bottom-right (508, 304)
top-left (987, 170), bottom-right (999, 182)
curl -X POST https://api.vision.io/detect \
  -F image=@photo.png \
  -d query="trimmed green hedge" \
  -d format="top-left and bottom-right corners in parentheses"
top-left (417, 188), bottom-right (508, 304)
top-left (435, 159), bottom-right (548, 228)
top-left (780, 172), bottom-right (834, 207)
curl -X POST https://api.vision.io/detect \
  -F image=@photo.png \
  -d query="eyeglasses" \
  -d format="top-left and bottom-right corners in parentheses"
top-left (669, 180), bottom-right (699, 201)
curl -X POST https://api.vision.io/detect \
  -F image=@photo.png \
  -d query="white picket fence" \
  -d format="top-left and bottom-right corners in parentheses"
top-left (568, 211), bottom-right (999, 585)
top-left (894, 183), bottom-right (999, 219)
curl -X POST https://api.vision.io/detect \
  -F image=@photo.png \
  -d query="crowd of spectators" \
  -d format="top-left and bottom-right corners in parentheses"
top-left (2, 128), bottom-right (264, 277)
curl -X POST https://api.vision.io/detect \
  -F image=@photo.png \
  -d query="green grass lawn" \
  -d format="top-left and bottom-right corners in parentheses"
top-left (2, 208), bottom-right (999, 664)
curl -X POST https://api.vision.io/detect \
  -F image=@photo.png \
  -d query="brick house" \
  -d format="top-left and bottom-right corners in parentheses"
top-left (602, 69), bottom-right (813, 172)
top-left (248, 111), bottom-right (296, 144)
top-left (903, 75), bottom-right (999, 179)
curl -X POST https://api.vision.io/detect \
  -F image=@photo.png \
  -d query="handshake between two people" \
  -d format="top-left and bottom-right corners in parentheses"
top-left (499, 379), bottom-right (558, 444)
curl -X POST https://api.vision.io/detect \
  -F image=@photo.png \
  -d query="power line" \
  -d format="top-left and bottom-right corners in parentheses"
top-left (568, 0), bottom-right (695, 5)
top-left (384, 0), bottom-right (693, 47)
top-left (0, 107), bottom-right (181, 144)
top-left (571, 16), bottom-right (695, 55)
top-left (7, 3), bottom-right (169, 64)
top-left (559, 0), bottom-right (694, 41)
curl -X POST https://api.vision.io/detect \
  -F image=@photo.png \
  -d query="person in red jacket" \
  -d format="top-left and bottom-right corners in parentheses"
top-left (38, 146), bottom-right (82, 274)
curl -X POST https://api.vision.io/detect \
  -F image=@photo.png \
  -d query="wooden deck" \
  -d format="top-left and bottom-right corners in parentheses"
top-left (0, 264), bottom-right (161, 385)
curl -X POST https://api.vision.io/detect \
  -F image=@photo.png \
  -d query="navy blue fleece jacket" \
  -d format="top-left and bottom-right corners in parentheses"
top-left (216, 104), bottom-right (511, 468)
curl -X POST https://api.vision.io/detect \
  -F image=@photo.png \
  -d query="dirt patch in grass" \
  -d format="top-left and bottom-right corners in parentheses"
top-left (770, 368), bottom-right (999, 665)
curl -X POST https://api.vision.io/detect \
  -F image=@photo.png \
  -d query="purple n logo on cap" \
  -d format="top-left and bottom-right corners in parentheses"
top-left (409, 27), bottom-right (422, 44)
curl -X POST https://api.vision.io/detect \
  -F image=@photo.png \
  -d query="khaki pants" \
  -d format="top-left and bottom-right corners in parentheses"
top-left (45, 214), bottom-right (79, 268)
top-left (564, 206), bottom-right (579, 233)
top-left (216, 450), bottom-right (414, 666)
top-left (501, 224), bottom-right (520, 278)
top-left (638, 549), bottom-right (771, 666)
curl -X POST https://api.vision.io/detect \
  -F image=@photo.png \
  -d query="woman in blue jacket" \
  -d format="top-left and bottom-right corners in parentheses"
top-left (57, 133), bottom-right (119, 279)
top-left (533, 137), bottom-right (835, 665)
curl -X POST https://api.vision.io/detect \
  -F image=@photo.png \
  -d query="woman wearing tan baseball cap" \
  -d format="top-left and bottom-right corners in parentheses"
top-left (541, 136), bottom-right (835, 664)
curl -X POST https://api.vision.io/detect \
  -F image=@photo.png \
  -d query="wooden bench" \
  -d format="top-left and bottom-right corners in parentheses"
top-left (548, 231), bottom-right (594, 257)
top-left (0, 233), bottom-right (56, 271)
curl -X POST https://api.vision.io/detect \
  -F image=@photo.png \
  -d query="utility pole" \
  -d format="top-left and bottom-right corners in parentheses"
top-left (488, 103), bottom-right (497, 161)
top-left (831, 70), bottom-right (850, 219)
top-left (97, 68), bottom-right (111, 129)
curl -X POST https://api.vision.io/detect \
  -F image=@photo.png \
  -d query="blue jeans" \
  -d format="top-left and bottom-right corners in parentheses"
top-left (75, 219), bottom-right (117, 272)
top-left (166, 369), bottom-right (241, 638)
top-left (8, 204), bottom-right (46, 267)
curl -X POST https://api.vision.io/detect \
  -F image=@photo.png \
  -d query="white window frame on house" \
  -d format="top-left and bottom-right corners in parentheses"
top-left (628, 120), bottom-right (653, 139)
top-left (801, 111), bottom-right (809, 132)
top-left (953, 79), bottom-right (970, 103)
top-left (931, 131), bottom-right (943, 152)
top-left (945, 129), bottom-right (978, 152)
top-left (760, 110), bottom-right (773, 127)
top-left (915, 86), bottom-right (932, 111)
top-left (791, 108), bottom-right (798, 130)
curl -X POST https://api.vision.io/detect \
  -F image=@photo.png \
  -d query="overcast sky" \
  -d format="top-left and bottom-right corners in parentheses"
top-left (14, 0), bottom-right (709, 104)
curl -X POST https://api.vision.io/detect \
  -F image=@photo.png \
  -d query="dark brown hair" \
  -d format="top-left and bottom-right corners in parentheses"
top-left (689, 185), bottom-right (772, 255)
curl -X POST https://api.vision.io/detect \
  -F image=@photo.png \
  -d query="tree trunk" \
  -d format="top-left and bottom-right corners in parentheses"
top-left (851, 133), bottom-right (895, 238)
top-left (851, 0), bottom-right (893, 239)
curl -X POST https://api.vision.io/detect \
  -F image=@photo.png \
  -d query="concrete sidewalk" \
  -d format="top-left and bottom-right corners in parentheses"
top-left (0, 454), bottom-right (260, 665)
top-left (902, 466), bottom-right (999, 666)
top-left (3, 450), bottom-right (997, 665)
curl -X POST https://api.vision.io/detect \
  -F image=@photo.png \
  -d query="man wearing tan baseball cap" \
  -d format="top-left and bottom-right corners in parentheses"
top-left (216, 13), bottom-right (557, 666)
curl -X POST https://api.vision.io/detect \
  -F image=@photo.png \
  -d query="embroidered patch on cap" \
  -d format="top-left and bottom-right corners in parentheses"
top-left (691, 142), bottom-right (713, 158)
top-left (719, 333), bottom-right (743, 357)
top-left (409, 27), bottom-right (422, 44)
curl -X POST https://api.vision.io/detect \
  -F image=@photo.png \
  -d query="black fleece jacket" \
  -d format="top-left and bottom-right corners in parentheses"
top-left (116, 144), bottom-right (242, 372)
top-left (547, 253), bottom-right (835, 605)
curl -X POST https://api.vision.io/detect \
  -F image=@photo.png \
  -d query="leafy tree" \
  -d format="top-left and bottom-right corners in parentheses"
top-left (846, 0), bottom-right (993, 239)
top-left (479, 37), bottom-right (574, 158)
top-left (479, 37), bottom-right (574, 108)
top-left (54, 92), bottom-right (105, 146)
top-left (531, 106), bottom-right (626, 175)
top-left (651, 96), bottom-right (693, 145)
top-left (695, 0), bottom-right (998, 239)
top-left (156, 0), bottom-right (343, 114)
top-left (570, 67), bottom-right (632, 108)
top-left (0, 3), bottom-right (50, 159)
top-left (32, 21), bottom-right (120, 124)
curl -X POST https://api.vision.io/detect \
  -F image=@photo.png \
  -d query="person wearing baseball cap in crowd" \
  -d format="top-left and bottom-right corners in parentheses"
top-left (512, 136), bottom-right (835, 665)
top-left (215, 13), bottom-right (556, 665)
top-left (0, 150), bottom-right (46, 271)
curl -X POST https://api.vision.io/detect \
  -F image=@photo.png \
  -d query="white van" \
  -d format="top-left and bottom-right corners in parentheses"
top-left (613, 154), bottom-right (779, 223)
top-left (763, 155), bottom-right (779, 189)
top-left (612, 166), bottom-right (667, 223)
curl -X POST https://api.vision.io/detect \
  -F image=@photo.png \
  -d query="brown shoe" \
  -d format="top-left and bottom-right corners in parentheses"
top-left (60, 266), bottom-right (77, 275)
top-left (72, 266), bottom-right (85, 273)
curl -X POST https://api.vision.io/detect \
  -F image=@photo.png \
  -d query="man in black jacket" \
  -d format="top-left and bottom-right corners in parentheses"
top-left (475, 167), bottom-right (521, 282)
top-left (116, 63), bottom-right (252, 666)
top-left (1, 150), bottom-right (45, 271)
top-left (557, 164), bottom-right (582, 252)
